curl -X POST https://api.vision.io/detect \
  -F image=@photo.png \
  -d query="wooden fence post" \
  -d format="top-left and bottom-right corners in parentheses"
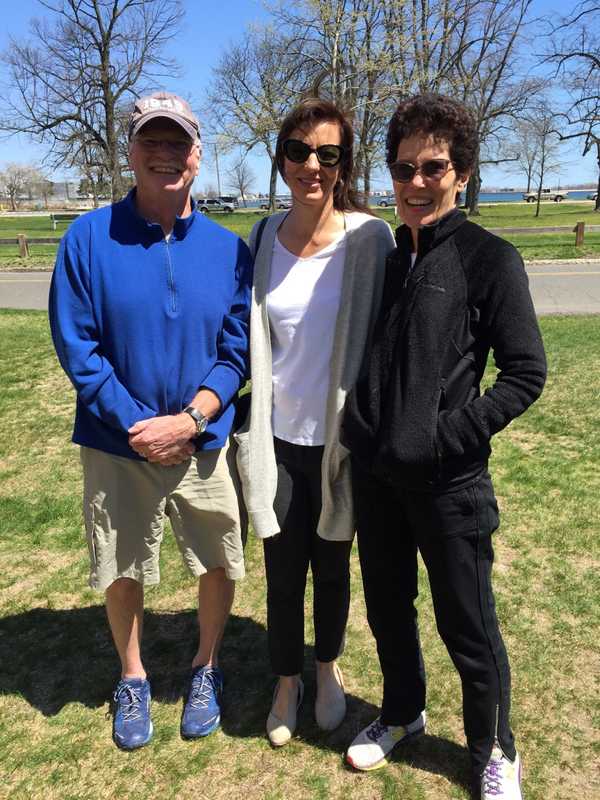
top-left (17, 234), bottom-right (29, 258)
top-left (574, 221), bottom-right (585, 247)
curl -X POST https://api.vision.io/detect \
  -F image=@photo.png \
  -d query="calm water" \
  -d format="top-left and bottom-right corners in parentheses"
top-left (245, 190), bottom-right (595, 207)
top-left (478, 190), bottom-right (594, 203)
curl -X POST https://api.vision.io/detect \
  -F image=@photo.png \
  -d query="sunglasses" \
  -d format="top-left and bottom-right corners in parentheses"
top-left (136, 137), bottom-right (196, 156)
top-left (389, 159), bottom-right (453, 183)
top-left (283, 139), bottom-right (344, 167)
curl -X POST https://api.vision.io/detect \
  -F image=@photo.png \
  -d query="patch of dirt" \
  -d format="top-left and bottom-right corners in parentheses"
top-left (0, 550), bottom-right (80, 604)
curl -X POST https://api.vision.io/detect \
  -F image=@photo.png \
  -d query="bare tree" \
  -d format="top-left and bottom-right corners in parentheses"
top-left (545, 1), bottom-right (600, 210)
top-left (269, 0), bottom-right (539, 208)
top-left (1, 0), bottom-right (183, 201)
top-left (447, 0), bottom-right (541, 214)
top-left (506, 120), bottom-right (541, 193)
top-left (0, 163), bottom-right (36, 210)
top-left (23, 166), bottom-right (55, 206)
top-left (208, 0), bottom-right (538, 208)
top-left (227, 158), bottom-right (255, 207)
top-left (205, 26), bottom-right (304, 210)
top-left (36, 176), bottom-right (55, 209)
top-left (525, 106), bottom-right (563, 218)
top-left (271, 0), bottom-right (392, 194)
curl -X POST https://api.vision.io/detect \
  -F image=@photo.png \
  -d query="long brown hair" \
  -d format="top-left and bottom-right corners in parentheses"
top-left (275, 98), bottom-right (370, 213)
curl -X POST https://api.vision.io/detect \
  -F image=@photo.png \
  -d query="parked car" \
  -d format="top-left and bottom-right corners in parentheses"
top-left (218, 195), bottom-right (239, 208)
top-left (376, 194), bottom-right (396, 207)
top-left (259, 197), bottom-right (292, 209)
top-left (522, 188), bottom-right (569, 203)
top-left (587, 192), bottom-right (598, 201)
top-left (196, 197), bottom-right (236, 213)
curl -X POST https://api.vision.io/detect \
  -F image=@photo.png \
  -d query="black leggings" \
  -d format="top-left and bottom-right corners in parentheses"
top-left (263, 438), bottom-right (352, 675)
top-left (353, 462), bottom-right (516, 779)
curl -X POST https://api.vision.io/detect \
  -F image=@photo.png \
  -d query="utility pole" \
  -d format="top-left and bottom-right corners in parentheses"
top-left (214, 143), bottom-right (221, 197)
top-left (204, 141), bottom-right (222, 196)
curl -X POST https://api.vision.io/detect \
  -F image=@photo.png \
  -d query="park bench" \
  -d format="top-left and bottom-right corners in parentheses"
top-left (49, 212), bottom-right (80, 231)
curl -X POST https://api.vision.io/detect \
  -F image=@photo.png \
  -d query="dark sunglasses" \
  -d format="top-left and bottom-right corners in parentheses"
top-left (283, 139), bottom-right (344, 167)
top-left (389, 158), bottom-right (453, 183)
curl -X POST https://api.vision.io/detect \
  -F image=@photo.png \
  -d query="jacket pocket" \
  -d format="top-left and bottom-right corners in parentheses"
top-left (409, 486), bottom-right (478, 538)
top-left (233, 429), bottom-right (250, 496)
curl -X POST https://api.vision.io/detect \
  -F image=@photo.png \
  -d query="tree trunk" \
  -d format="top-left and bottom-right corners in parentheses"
top-left (595, 141), bottom-right (600, 213)
top-left (102, 64), bottom-right (121, 202)
top-left (363, 159), bottom-right (371, 199)
top-left (268, 155), bottom-right (278, 212)
top-left (466, 168), bottom-right (481, 216)
top-left (535, 148), bottom-right (546, 219)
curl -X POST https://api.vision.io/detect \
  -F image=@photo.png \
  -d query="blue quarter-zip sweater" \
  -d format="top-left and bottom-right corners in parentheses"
top-left (49, 189), bottom-right (252, 460)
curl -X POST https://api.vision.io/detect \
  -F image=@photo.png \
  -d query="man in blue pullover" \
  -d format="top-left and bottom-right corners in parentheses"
top-left (49, 92), bottom-right (252, 750)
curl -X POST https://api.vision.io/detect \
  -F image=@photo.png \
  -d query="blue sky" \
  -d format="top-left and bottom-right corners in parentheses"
top-left (0, 0), bottom-right (596, 193)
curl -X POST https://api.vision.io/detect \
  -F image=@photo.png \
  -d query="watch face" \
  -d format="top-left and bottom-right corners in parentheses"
top-left (184, 406), bottom-right (207, 435)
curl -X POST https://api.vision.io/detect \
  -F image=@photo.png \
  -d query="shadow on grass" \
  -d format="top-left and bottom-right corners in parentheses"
top-left (0, 605), bottom-right (470, 792)
top-left (293, 689), bottom-right (471, 794)
top-left (0, 606), bottom-right (269, 717)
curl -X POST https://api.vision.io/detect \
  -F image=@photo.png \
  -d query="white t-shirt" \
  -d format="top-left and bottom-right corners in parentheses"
top-left (267, 232), bottom-right (346, 446)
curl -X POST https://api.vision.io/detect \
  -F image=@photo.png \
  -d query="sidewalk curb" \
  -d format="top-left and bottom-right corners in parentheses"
top-left (524, 258), bottom-right (600, 265)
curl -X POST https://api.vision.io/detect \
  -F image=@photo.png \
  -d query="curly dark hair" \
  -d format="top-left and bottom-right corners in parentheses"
top-left (276, 97), bottom-right (369, 213)
top-left (386, 94), bottom-right (479, 177)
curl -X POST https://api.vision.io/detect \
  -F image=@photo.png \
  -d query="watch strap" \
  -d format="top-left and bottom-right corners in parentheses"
top-left (183, 405), bottom-right (208, 435)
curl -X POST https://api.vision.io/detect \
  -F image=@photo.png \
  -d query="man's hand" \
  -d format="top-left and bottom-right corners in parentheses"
top-left (128, 389), bottom-right (221, 466)
top-left (128, 414), bottom-right (197, 464)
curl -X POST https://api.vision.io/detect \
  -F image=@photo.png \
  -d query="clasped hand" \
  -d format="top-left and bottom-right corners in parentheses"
top-left (128, 414), bottom-right (196, 466)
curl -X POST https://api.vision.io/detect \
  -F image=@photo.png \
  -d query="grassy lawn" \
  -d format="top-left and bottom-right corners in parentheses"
top-left (0, 310), bottom-right (598, 800)
top-left (1, 202), bottom-right (599, 270)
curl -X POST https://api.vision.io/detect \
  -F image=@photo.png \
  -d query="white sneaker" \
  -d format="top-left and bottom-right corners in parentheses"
top-left (346, 711), bottom-right (426, 771)
top-left (481, 745), bottom-right (522, 799)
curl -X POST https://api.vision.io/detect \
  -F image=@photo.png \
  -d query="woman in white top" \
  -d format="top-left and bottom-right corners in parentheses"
top-left (238, 98), bottom-right (395, 746)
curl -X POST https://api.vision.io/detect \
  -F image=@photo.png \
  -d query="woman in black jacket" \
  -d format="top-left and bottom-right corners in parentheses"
top-left (343, 95), bottom-right (546, 800)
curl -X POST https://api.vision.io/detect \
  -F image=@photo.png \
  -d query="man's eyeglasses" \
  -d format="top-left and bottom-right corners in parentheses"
top-left (136, 137), bottom-right (196, 156)
top-left (283, 139), bottom-right (344, 167)
top-left (389, 159), bottom-right (453, 183)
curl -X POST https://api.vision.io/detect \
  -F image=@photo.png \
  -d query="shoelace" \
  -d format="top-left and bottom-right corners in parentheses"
top-left (482, 757), bottom-right (504, 796)
top-left (188, 670), bottom-right (219, 710)
top-left (114, 684), bottom-right (145, 722)
top-left (366, 719), bottom-right (389, 742)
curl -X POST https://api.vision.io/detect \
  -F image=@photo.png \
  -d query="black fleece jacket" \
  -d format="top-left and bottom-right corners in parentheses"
top-left (343, 209), bottom-right (547, 490)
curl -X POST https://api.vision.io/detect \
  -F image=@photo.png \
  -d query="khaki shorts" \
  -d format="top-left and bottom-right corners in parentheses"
top-left (81, 444), bottom-right (245, 591)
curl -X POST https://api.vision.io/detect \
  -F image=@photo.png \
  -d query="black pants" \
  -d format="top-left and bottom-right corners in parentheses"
top-left (353, 463), bottom-right (516, 778)
top-left (263, 438), bottom-right (352, 675)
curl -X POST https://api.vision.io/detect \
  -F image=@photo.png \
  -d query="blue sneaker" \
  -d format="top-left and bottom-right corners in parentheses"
top-left (112, 677), bottom-right (153, 750)
top-left (181, 665), bottom-right (223, 738)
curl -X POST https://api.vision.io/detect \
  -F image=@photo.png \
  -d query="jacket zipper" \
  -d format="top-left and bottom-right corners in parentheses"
top-left (165, 237), bottom-right (176, 313)
top-left (434, 382), bottom-right (446, 479)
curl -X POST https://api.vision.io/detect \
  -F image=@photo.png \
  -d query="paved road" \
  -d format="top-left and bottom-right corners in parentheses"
top-left (525, 261), bottom-right (600, 315)
top-left (0, 272), bottom-right (54, 310)
top-left (1, 262), bottom-right (600, 314)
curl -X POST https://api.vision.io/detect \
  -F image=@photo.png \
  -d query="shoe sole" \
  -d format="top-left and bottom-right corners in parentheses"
top-left (267, 731), bottom-right (293, 747)
top-left (113, 721), bottom-right (154, 751)
top-left (181, 713), bottom-right (221, 739)
top-left (346, 724), bottom-right (425, 772)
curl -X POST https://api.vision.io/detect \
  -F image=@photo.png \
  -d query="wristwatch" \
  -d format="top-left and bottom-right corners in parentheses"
top-left (183, 405), bottom-right (209, 436)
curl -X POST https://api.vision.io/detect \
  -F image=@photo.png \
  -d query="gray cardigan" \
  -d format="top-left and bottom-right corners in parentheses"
top-left (234, 210), bottom-right (395, 541)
